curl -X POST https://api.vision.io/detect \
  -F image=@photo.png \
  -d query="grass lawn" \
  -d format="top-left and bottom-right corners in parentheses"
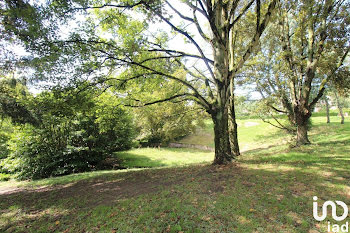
top-left (115, 148), bottom-right (213, 168)
top-left (178, 117), bottom-right (288, 152)
top-left (0, 116), bottom-right (349, 232)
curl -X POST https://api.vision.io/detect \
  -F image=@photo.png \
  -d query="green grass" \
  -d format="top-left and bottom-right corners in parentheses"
top-left (116, 148), bottom-right (213, 168)
top-left (179, 117), bottom-right (288, 151)
top-left (1, 115), bottom-right (350, 232)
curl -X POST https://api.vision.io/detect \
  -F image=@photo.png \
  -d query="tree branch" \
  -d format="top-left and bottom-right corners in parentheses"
top-left (183, 0), bottom-right (209, 20)
top-left (123, 93), bottom-right (191, 107)
top-left (112, 55), bottom-right (212, 110)
top-left (309, 46), bottom-right (350, 108)
top-left (144, 2), bottom-right (215, 80)
top-left (147, 48), bottom-right (214, 64)
top-left (228, 0), bottom-right (255, 30)
top-left (165, 1), bottom-right (194, 22)
top-left (63, 1), bottom-right (145, 14)
top-left (256, 0), bottom-right (261, 31)
top-left (232, 0), bottom-right (277, 74)
top-left (267, 104), bottom-right (288, 114)
top-left (192, 8), bottom-right (211, 42)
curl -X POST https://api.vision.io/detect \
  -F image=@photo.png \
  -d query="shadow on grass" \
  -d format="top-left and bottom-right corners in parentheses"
top-left (1, 122), bottom-right (349, 232)
top-left (242, 136), bottom-right (350, 170)
top-left (242, 144), bottom-right (282, 154)
top-left (254, 129), bottom-right (289, 142)
top-left (1, 156), bottom-right (350, 232)
top-left (0, 166), bottom-right (191, 232)
top-left (116, 152), bottom-right (168, 168)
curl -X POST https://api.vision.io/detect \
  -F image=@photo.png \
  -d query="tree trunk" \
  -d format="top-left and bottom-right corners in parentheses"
top-left (296, 123), bottom-right (310, 145)
top-left (212, 107), bottom-right (234, 165)
top-left (228, 83), bottom-right (240, 156)
top-left (325, 97), bottom-right (330, 123)
top-left (334, 91), bottom-right (345, 124)
top-left (295, 113), bottom-right (311, 145)
top-left (211, 30), bottom-right (236, 164)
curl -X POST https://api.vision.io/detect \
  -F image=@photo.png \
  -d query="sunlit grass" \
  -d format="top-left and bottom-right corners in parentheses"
top-left (116, 147), bottom-right (213, 168)
top-left (179, 118), bottom-right (287, 151)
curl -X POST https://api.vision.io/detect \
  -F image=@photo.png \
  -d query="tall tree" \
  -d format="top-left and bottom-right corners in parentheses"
top-left (333, 89), bottom-right (345, 124)
top-left (247, 0), bottom-right (349, 145)
top-left (323, 94), bottom-right (330, 124)
top-left (1, 0), bottom-right (278, 164)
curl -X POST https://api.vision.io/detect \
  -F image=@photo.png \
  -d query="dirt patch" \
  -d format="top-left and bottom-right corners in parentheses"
top-left (0, 187), bottom-right (22, 195)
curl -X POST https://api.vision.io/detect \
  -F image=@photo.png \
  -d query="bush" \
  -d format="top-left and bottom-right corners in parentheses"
top-left (0, 121), bottom-right (12, 159)
top-left (0, 173), bottom-right (11, 181)
top-left (134, 102), bottom-right (205, 146)
top-left (1, 90), bottom-right (135, 179)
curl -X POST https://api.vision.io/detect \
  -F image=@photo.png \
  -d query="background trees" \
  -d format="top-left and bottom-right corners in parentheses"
top-left (246, 0), bottom-right (349, 145)
top-left (0, 76), bottom-right (39, 125)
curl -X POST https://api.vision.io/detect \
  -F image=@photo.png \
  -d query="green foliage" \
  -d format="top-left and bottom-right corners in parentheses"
top-left (115, 68), bottom-right (206, 145)
top-left (244, 1), bottom-right (349, 143)
top-left (0, 119), bottom-right (15, 159)
top-left (7, 123), bottom-right (107, 179)
top-left (0, 77), bottom-right (39, 125)
top-left (1, 88), bottom-right (135, 179)
top-left (0, 173), bottom-right (11, 181)
top-left (251, 98), bottom-right (295, 131)
top-left (134, 102), bottom-right (204, 145)
top-left (235, 96), bottom-right (259, 117)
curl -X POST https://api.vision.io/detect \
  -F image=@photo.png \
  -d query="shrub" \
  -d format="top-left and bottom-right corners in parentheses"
top-left (0, 173), bottom-right (11, 181)
top-left (0, 120), bottom-right (13, 159)
top-left (134, 102), bottom-right (205, 146)
top-left (1, 90), bottom-right (135, 179)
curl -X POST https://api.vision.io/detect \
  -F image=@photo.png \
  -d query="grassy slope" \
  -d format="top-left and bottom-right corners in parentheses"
top-left (116, 117), bottom-right (285, 169)
top-left (0, 116), bottom-right (349, 232)
top-left (178, 118), bottom-right (288, 152)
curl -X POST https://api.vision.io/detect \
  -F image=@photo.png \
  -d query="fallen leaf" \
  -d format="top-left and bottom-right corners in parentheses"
top-left (166, 225), bottom-right (171, 232)
top-left (201, 216), bottom-right (211, 221)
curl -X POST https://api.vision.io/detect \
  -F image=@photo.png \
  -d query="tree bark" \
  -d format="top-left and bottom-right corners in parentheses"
top-left (295, 111), bottom-right (311, 145)
top-left (325, 96), bottom-right (330, 123)
top-left (296, 123), bottom-right (310, 145)
top-left (229, 83), bottom-right (240, 156)
top-left (211, 24), bottom-right (236, 164)
top-left (212, 106), bottom-right (234, 165)
top-left (334, 91), bottom-right (344, 124)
